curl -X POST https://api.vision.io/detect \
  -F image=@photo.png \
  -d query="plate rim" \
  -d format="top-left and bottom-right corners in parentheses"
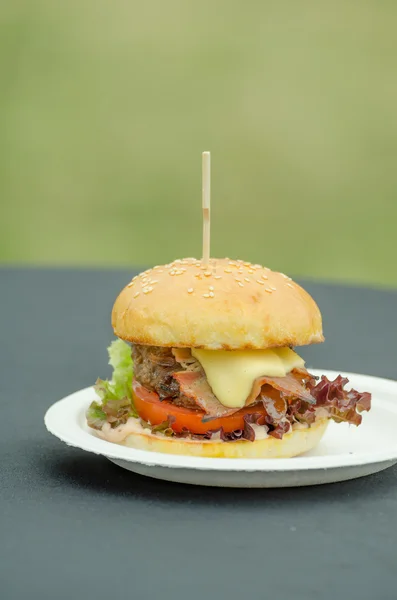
top-left (44, 369), bottom-right (397, 473)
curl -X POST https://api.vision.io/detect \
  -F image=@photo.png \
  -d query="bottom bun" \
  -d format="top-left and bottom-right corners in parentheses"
top-left (97, 417), bottom-right (329, 459)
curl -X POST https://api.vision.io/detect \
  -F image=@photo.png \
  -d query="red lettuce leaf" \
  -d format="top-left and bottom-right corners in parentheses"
top-left (308, 375), bottom-right (371, 426)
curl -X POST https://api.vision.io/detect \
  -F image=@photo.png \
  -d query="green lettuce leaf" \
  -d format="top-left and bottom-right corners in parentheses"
top-left (86, 401), bottom-right (107, 429)
top-left (94, 339), bottom-right (134, 403)
top-left (87, 340), bottom-right (137, 429)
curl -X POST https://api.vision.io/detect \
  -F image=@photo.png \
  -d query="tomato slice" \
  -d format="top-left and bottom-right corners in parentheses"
top-left (132, 379), bottom-right (267, 434)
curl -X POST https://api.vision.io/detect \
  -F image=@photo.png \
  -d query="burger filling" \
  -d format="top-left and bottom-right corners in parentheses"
top-left (87, 340), bottom-right (371, 442)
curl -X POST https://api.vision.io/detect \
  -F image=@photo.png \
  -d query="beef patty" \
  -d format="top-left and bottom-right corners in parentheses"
top-left (132, 344), bottom-right (198, 409)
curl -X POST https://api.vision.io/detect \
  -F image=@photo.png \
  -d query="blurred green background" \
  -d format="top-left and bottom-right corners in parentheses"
top-left (1, 1), bottom-right (396, 286)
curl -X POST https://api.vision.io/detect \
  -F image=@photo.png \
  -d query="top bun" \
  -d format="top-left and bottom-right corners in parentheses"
top-left (112, 258), bottom-right (324, 350)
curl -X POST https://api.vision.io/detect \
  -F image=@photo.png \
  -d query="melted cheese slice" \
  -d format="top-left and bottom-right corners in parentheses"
top-left (191, 347), bottom-right (305, 408)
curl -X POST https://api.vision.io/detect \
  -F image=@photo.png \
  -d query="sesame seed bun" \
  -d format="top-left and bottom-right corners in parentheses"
top-left (97, 416), bottom-right (329, 458)
top-left (112, 258), bottom-right (324, 350)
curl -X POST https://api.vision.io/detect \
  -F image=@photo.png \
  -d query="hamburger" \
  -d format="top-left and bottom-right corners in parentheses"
top-left (86, 257), bottom-right (371, 458)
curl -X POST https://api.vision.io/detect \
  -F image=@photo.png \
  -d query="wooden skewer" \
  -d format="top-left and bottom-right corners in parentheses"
top-left (202, 151), bottom-right (211, 266)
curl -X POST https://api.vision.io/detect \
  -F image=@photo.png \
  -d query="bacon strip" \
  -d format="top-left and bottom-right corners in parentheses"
top-left (246, 371), bottom-right (315, 406)
top-left (173, 367), bottom-right (316, 419)
top-left (172, 371), bottom-right (240, 419)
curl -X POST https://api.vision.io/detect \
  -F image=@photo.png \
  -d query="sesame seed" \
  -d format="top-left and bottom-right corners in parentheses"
top-left (235, 278), bottom-right (242, 282)
top-left (244, 277), bottom-right (250, 282)
top-left (209, 291), bottom-right (215, 297)
top-left (174, 259), bottom-right (182, 263)
top-left (224, 268), bottom-right (232, 273)
top-left (151, 280), bottom-right (158, 284)
top-left (286, 283), bottom-right (294, 288)
top-left (204, 271), bottom-right (211, 277)
top-left (203, 293), bottom-right (210, 298)
top-left (248, 269), bottom-right (254, 274)
top-left (257, 279), bottom-right (265, 285)
top-left (214, 275), bottom-right (222, 280)
top-left (127, 281), bottom-right (134, 287)
top-left (187, 288), bottom-right (194, 294)
top-left (237, 282), bottom-right (244, 288)
top-left (261, 274), bottom-right (269, 280)
top-left (244, 262), bottom-right (251, 267)
top-left (169, 271), bottom-right (176, 276)
top-left (134, 291), bottom-right (140, 298)
top-left (253, 264), bottom-right (262, 269)
top-left (209, 285), bottom-right (214, 291)
top-left (265, 288), bottom-right (273, 293)
top-left (143, 286), bottom-right (153, 294)
top-left (195, 263), bottom-right (201, 267)
top-left (229, 262), bottom-right (237, 266)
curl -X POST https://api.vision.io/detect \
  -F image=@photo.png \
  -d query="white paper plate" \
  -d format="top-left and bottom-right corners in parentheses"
top-left (45, 370), bottom-right (397, 487)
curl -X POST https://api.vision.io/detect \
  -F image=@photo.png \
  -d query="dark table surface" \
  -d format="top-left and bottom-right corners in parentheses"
top-left (2, 268), bottom-right (397, 600)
